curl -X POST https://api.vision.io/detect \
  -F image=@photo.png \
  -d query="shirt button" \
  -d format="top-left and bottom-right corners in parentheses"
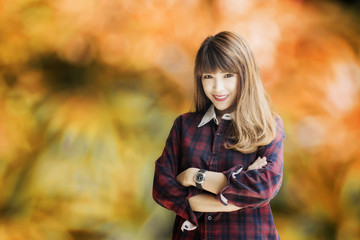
top-left (208, 216), bottom-right (212, 221)
top-left (217, 133), bottom-right (221, 136)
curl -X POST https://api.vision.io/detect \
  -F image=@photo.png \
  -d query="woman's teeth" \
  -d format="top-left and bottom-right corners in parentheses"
top-left (213, 95), bottom-right (228, 101)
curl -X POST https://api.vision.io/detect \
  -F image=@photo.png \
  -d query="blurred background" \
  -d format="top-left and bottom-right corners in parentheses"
top-left (0, 0), bottom-right (359, 239)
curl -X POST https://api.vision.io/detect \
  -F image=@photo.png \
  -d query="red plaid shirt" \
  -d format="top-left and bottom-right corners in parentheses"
top-left (153, 106), bottom-right (284, 240)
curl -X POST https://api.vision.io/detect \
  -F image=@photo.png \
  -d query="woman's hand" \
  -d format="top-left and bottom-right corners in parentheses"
top-left (248, 157), bottom-right (267, 170)
top-left (176, 167), bottom-right (199, 187)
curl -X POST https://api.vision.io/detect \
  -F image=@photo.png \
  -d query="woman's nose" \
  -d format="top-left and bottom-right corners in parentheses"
top-left (213, 77), bottom-right (224, 91)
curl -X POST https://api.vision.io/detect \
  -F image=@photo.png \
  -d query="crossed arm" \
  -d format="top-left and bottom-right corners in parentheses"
top-left (176, 157), bottom-right (267, 212)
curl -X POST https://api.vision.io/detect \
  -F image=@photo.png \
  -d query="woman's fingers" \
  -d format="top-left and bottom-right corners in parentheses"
top-left (258, 158), bottom-right (267, 168)
top-left (248, 157), bottom-right (267, 170)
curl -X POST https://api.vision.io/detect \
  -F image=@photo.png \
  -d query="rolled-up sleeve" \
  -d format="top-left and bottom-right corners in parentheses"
top-left (216, 117), bottom-right (285, 209)
top-left (153, 117), bottom-right (200, 227)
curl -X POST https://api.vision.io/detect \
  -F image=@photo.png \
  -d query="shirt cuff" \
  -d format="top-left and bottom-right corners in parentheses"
top-left (231, 166), bottom-right (243, 179)
top-left (219, 193), bottom-right (228, 205)
top-left (216, 165), bottom-right (243, 206)
top-left (181, 220), bottom-right (197, 232)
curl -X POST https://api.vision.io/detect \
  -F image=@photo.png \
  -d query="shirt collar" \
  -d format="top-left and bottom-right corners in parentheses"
top-left (198, 104), bottom-right (232, 128)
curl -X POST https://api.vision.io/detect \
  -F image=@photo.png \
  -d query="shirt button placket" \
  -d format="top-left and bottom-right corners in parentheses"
top-left (209, 128), bottom-right (222, 171)
top-left (206, 214), bottom-right (213, 240)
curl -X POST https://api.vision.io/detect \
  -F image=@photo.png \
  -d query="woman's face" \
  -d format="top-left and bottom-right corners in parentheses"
top-left (201, 70), bottom-right (238, 116)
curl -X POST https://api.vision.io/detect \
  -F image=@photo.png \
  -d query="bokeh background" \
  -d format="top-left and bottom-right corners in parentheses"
top-left (1, 0), bottom-right (360, 239)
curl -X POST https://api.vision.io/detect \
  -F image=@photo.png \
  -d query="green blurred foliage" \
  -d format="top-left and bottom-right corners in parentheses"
top-left (0, 0), bottom-right (359, 239)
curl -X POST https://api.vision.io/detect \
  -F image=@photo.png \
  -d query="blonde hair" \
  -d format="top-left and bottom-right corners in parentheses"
top-left (193, 31), bottom-right (277, 153)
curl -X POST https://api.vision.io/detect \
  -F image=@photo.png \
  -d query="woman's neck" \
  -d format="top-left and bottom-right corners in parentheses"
top-left (215, 109), bottom-right (226, 124)
top-left (215, 109), bottom-right (227, 118)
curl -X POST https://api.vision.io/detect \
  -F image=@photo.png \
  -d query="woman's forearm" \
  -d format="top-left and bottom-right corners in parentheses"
top-left (201, 170), bottom-right (228, 194)
top-left (176, 158), bottom-right (267, 195)
top-left (189, 193), bottom-right (241, 212)
top-left (176, 168), bottom-right (228, 194)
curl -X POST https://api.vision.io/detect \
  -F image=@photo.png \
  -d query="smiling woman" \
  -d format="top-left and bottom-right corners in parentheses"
top-left (153, 31), bottom-right (284, 240)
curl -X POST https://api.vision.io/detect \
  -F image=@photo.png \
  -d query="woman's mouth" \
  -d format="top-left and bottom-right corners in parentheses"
top-left (213, 95), bottom-right (228, 102)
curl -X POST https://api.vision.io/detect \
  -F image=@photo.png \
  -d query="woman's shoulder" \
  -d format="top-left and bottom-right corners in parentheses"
top-left (273, 113), bottom-right (285, 139)
top-left (173, 111), bottom-right (204, 127)
top-left (274, 113), bottom-right (284, 128)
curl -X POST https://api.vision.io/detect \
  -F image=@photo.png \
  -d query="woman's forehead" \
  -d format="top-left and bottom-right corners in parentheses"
top-left (201, 70), bottom-right (236, 74)
top-left (199, 62), bottom-right (235, 72)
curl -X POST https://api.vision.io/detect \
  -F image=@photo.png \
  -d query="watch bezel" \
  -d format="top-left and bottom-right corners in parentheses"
top-left (194, 172), bottom-right (206, 184)
top-left (194, 169), bottom-right (207, 190)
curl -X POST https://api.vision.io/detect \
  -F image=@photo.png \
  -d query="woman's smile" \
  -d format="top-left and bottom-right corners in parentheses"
top-left (213, 95), bottom-right (229, 102)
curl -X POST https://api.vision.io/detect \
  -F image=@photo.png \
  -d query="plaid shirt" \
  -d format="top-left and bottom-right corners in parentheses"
top-left (153, 105), bottom-right (285, 240)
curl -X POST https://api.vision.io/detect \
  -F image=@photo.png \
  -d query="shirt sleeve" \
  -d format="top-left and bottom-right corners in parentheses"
top-left (152, 116), bottom-right (201, 227)
top-left (216, 116), bottom-right (285, 209)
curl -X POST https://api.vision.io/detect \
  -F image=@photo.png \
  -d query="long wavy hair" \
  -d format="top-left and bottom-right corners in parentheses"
top-left (193, 31), bottom-right (277, 153)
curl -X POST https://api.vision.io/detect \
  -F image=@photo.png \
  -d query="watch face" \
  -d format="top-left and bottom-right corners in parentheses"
top-left (195, 172), bottom-right (205, 184)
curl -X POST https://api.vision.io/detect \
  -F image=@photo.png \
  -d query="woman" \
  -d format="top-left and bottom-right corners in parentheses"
top-left (153, 31), bottom-right (285, 239)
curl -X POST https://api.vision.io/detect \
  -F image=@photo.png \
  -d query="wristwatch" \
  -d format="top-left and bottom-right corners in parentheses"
top-left (193, 169), bottom-right (207, 189)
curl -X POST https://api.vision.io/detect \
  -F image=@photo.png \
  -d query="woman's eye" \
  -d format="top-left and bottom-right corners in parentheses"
top-left (225, 73), bottom-right (233, 78)
top-left (203, 75), bottom-right (213, 79)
